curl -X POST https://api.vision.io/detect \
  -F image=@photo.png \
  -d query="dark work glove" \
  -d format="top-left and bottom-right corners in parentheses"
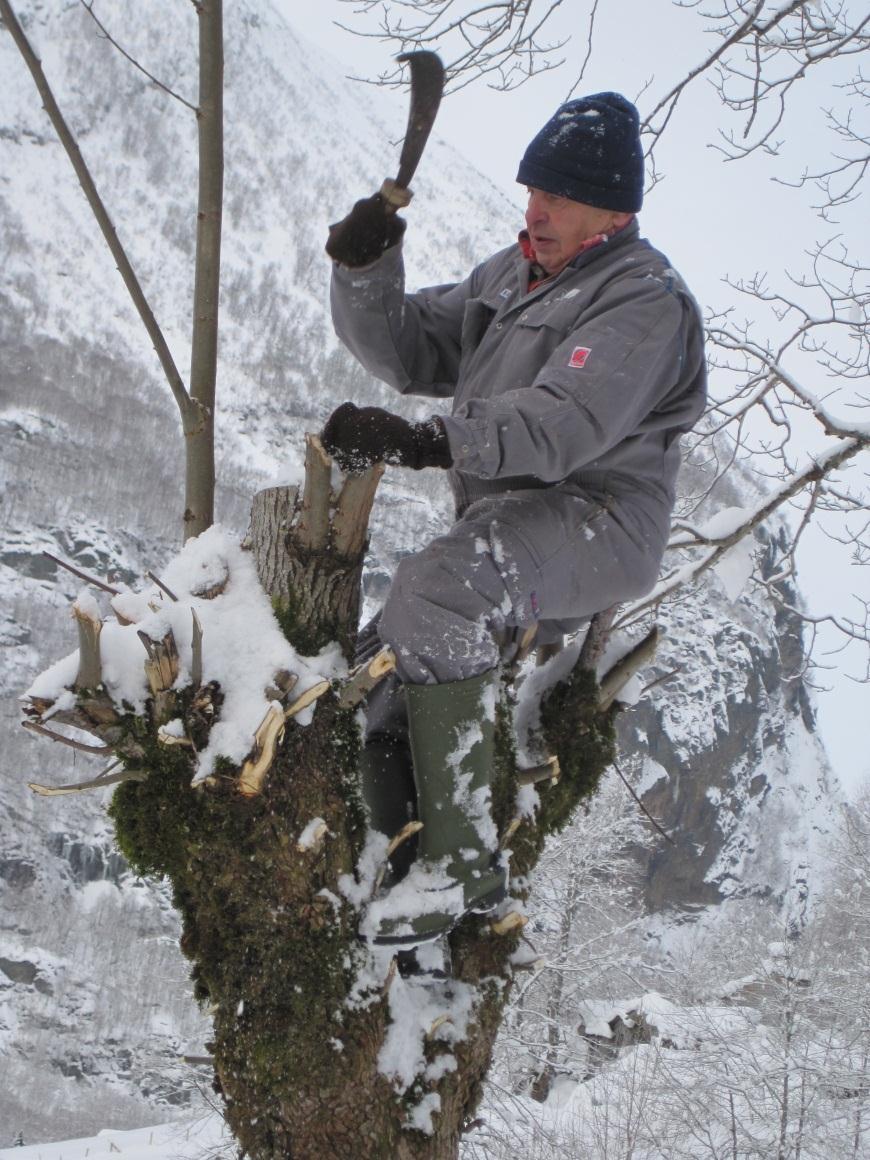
top-left (321, 403), bottom-right (453, 473)
top-left (325, 194), bottom-right (407, 268)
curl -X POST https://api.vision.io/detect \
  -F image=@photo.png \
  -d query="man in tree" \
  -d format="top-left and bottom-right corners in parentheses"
top-left (322, 92), bottom-right (706, 947)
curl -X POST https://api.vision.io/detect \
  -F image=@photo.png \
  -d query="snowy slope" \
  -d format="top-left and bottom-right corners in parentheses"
top-left (0, 0), bottom-right (835, 1144)
top-left (0, 1115), bottom-right (231, 1158)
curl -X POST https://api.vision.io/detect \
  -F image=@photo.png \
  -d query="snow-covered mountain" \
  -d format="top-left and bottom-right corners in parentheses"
top-left (0, 0), bottom-right (836, 1144)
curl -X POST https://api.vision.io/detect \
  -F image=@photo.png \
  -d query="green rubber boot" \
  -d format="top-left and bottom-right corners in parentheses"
top-left (359, 737), bottom-right (418, 882)
top-left (362, 671), bottom-right (507, 946)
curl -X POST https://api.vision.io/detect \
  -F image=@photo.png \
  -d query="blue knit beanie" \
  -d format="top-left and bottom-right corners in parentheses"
top-left (516, 92), bottom-right (644, 212)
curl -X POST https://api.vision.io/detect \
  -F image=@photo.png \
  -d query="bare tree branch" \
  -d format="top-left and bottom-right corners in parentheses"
top-left (21, 718), bottom-right (110, 754)
top-left (42, 551), bottom-right (120, 596)
top-left (0, 0), bottom-right (196, 428)
top-left (336, 0), bottom-right (586, 94)
top-left (78, 1), bottom-right (198, 112)
top-left (619, 435), bottom-right (867, 628)
top-left (612, 758), bottom-right (676, 846)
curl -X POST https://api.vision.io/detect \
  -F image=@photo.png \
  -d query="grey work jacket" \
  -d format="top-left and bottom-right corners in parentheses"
top-left (330, 219), bottom-right (707, 558)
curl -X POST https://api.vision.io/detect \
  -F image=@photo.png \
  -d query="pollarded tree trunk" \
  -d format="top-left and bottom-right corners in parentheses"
top-left (22, 442), bottom-right (645, 1159)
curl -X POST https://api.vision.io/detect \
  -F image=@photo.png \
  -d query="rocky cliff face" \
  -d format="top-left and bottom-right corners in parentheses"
top-left (620, 526), bottom-right (832, 918)
top-left (0, 0), bottom-right (834, 1143)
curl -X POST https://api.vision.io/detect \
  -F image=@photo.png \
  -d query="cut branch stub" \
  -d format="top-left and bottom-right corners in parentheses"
top-left (190, 561), bottom-right (228, 599)
top-left (331, 461), bottom-right (385, 558)
top-left (237, 679), bottom-right (331, 797)
top-left (264, 669), bottom-right (299, 704)
top-left (237, 703), bottom-right (286, 798)
top-left (246, 485), bottom-right (299, 604)
top-left (337, 647), bottom-right (396, 709)
top-left (598, 626), bottom-right (660, 711)
top-left (491, 911), bottom-right (529, 936)
top-left (499, 815), bottom-right (523, 851)
top-left (73, 599), bottom-right (103, 691)
top-left (285, 680), bottom-right (331, 720)
top-left (191, 609), bottom-right (204, 689)
top-left (248, 454), bottom-right (383, 660)
top-left (157, 724), bottom-right (194, 748)
top-left (297, 434), bottom-right (332, 551)
top-left (517, 755), bottom-right (561, 787)
top-left (138, 629), bottom-right (180, 701)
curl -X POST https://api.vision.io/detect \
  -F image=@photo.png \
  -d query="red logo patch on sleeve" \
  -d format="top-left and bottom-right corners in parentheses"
top-left (568, 346), bottom-right (591, 368)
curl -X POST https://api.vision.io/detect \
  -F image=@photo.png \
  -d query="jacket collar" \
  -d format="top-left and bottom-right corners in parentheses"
top-left (517, 216), bottom-right (639, 292)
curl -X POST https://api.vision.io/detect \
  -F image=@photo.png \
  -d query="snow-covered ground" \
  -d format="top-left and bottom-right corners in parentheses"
top-left (0, 1116), bottom-right (230, 1159)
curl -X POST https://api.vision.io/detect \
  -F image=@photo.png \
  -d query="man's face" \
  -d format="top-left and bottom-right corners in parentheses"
top-left (524, 188), bottom-right (631, 274)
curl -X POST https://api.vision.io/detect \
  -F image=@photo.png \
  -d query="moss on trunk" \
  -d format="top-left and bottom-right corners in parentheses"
top-left (103, 655), bottom-right (616, 1159)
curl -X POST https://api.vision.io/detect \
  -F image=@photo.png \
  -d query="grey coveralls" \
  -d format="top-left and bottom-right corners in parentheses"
top-left (331, 219), bottom-right (707, 686)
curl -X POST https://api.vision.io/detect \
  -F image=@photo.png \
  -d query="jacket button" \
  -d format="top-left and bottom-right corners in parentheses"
top-left (495, 322), bottom-right (503, 329)
top-left (520, 313), bottom-right (528, 321)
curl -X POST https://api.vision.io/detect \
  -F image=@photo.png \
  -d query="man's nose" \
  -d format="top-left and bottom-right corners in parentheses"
top-left (526, 192), bottom-right (548, 224)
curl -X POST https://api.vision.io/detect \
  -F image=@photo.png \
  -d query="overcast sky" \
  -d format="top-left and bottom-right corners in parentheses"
top-left (281, 0), bottom-right (867, 793)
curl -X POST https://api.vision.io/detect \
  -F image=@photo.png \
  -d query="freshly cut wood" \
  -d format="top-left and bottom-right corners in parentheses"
top-left (517, 755), bottom-right (561, 787)
top-left (298, 434), bottom-right (332, 551)
top-left (284, 680), bottom-right (331, 720)
top-left (427, 1014), bottom-right (453, 1038)
top-left (498, 816), bottom-right (522, 850)
top-left (238, 703), bottom-right (286, 797)
top-left (386, 819), bottom-right (424, 860)
top-left (337, 647), bottom-right (396, 709)
top-left (491, 911), bottom-right (528, 936)
top-left (158, 724), bottom-right (193, 748)
top-left (73, 598), bottom-right (103, 691)
top-left (138, 629), bottom-right (180, 695)
top-left (191, 609), bottom-right (204, 689)
top-left (331, 462), bottom-right (385, 558)
top-left (374, 820), bottom-right (425, 891)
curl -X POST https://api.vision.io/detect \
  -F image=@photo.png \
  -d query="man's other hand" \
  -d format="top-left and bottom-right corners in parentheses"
top-left (325, 194), bottom-right (406, 268)
top-left (320, 403), bottom-right (452, 473)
